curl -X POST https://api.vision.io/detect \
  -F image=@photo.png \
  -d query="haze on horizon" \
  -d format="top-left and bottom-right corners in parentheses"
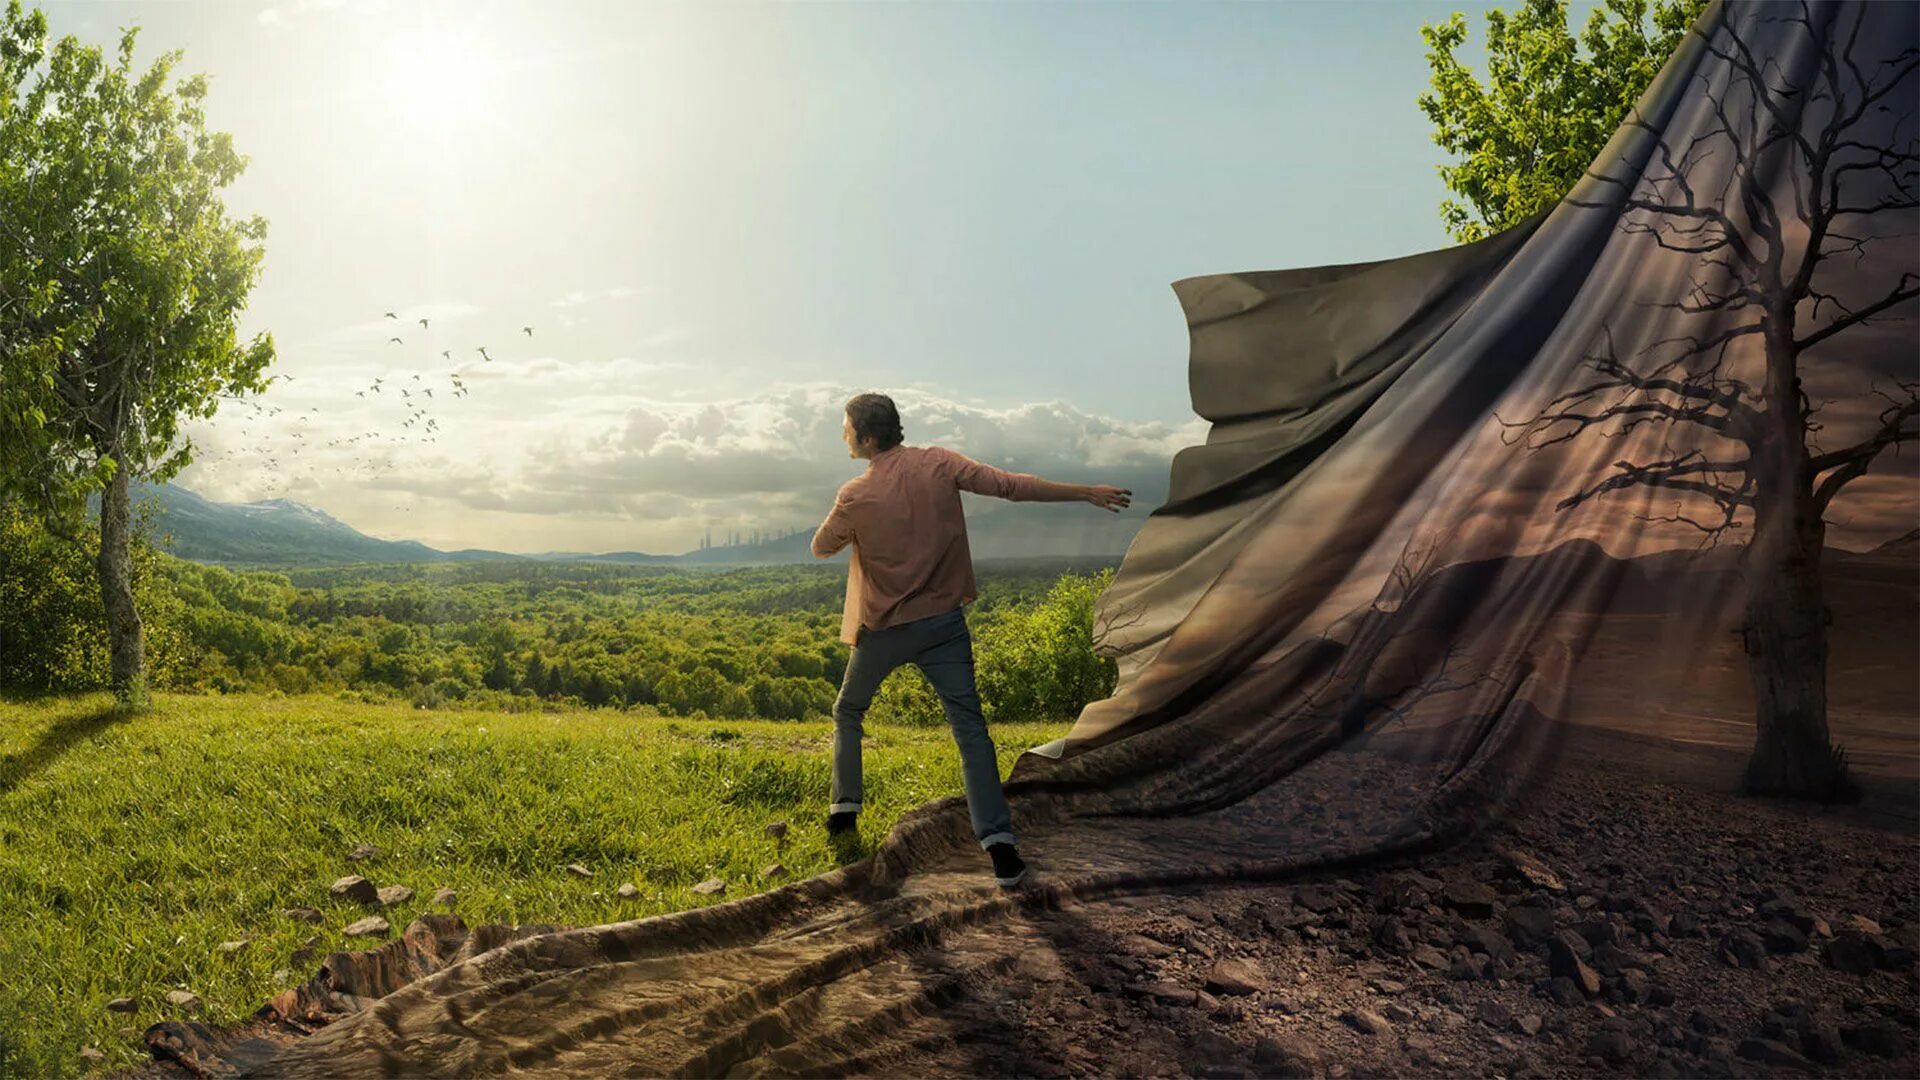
top-left (39, 0), bottom-right (1667, 556)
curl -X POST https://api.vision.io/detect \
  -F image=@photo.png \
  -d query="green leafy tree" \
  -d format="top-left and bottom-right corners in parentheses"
top-left (0, 3), bottom-right (274, 705)
top-left (0, 500), bottom-right (194, 690)
top-left (1418, 0), bottom-right (1708, 242)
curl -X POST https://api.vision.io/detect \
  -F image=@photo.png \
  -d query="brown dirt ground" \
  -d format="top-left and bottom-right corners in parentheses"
top-left (817, 726), bottom-right (1920, 1079)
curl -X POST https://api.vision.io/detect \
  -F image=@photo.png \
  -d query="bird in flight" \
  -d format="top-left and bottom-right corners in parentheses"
top-left (477, 347), bottom-right (493, 362)
top-left (388, 336), bottom-right (404, 345)
top-left (424, 388), bottom-right (434, 398)
top-left (418, 317), bottom-right (430, 329)
top-left (441, 350), bottom-right (452, 360)
top-left (522, 326), bottom-right (533, 336)
top-left (384, 312), bottom-right (398, 320)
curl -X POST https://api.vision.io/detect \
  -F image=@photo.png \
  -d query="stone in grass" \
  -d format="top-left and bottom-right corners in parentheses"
top-left (346, 842), bottom-right (380, 862)
top-left (376, 885), bottom-right (414, 907)
top-left (616, 883), bottom-right (641, 899)
top-left (1340, 1008), bottom-right (1392, 1036)
top-left (79, 1047), bottom-right (104, 1063)
top-left (430, 887), bottom-right (458, 907)
top-left (764, 820), bottom-right (789, 841)
top-left (282, 906), bottom-right (324, 923)
top-left (565, 864), bottom-right (594, 879)
top-left (289, 934), bottom-right (323, 966)
top-left (343, 915), bottom-right (391, 938)
top-left (761, 863), bottom-right (789, 879)
top-left (329, 875), bottom-right (380, 906)
top-left (218, 939), bottom-right (250, 954)
top-left (692, 877), bottom-right (726, 897)
top-left (165, 989), bottom-right (201, 1011)
top-left (105, 997), bottom-right (137, 1014)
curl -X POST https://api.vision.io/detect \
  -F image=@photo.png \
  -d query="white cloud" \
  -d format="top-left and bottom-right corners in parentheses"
top-left (173, 380), bottom-right (1199, 553)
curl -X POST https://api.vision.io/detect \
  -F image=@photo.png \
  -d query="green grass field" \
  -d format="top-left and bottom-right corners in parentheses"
top-left (0, 692), bottom-right (1070, 1078)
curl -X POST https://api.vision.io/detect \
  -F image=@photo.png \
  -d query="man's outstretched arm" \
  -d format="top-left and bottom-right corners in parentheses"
top-left (812, 490), bottom-right (856, 557)
top-left (941, 447), bottom-right (1132, 511)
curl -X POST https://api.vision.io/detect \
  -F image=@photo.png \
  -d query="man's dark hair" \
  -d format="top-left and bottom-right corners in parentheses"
top-left (845, 393), bottom-right (904, 452)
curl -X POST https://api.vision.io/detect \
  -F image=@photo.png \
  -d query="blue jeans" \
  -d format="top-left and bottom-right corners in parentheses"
top-left (830, 605), bottom-right (1017, 850)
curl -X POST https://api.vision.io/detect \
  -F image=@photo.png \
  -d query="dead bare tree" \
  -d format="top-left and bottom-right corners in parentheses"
top-left (1293, 522), bottom-right (1500, 744)
top-left (1497, 1), bottom-right (1917, 799)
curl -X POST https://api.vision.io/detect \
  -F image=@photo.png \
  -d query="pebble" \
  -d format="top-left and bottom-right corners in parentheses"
top-left (329, 875), bottom-right (379, 906)
top-left (1340, 1008), bottom-right (1392, 1036)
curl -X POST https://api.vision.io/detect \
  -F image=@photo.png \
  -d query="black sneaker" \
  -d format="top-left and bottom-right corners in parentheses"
top-left (825, 811), bottom-right (858, 836)
top-left (987, 842), bottom-right (1028, 889)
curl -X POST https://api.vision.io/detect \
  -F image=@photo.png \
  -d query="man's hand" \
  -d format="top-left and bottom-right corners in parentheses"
top-left (1081, 484), bottom-right (1132, 512)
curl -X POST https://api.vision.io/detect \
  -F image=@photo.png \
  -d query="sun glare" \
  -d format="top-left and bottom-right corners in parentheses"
top-left (374, 25), bottom-right (504, 142)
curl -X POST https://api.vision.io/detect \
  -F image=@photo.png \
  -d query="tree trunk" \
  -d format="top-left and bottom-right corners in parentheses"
top-left (1740, 335), bottom-right (1850, 800)
top-left (1751, 455), bottom-right (1850, 799)
top-left (96, 457), bottom-right (148, 706)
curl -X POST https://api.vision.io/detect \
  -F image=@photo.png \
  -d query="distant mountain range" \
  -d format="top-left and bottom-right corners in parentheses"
top-left (106, 482), bottom-right (1145, 567)
top-left (101, 482), bottom-right (1913, 570)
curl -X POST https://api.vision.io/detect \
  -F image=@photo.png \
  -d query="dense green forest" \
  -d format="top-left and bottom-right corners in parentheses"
top-left (0, 503), bottom-right (1122, 726)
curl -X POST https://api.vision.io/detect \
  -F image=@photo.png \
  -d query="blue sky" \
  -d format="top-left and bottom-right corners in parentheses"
top-left (30, 0), bottom-right (1625, 553)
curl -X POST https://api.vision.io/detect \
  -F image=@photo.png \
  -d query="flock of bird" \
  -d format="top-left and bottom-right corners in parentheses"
top-left (194, 311), bottom-right (540, 506)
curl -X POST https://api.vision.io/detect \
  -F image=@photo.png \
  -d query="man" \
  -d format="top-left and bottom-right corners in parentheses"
top-left (811, 392), bottom-right (1133, 888)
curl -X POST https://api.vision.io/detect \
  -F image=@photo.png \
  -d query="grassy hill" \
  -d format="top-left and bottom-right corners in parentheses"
top-left (0, 692), bottom-right (1071, 1079)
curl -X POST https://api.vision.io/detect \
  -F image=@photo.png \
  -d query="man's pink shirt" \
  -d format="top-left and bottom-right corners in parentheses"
top-left (811, 444), bottom-right (1052, 645)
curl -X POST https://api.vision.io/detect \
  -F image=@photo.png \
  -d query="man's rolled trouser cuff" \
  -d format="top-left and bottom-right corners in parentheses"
top-left (829, 801), bottom-right (862, 814)
top-left (977, 831), bottom-right (1017, 851)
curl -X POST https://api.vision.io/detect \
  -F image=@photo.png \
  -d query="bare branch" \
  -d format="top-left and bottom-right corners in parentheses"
top-left (1810, 382), bottom-right (1920, 514)
top-left (1793, 271), bottom-right (1920, 352)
